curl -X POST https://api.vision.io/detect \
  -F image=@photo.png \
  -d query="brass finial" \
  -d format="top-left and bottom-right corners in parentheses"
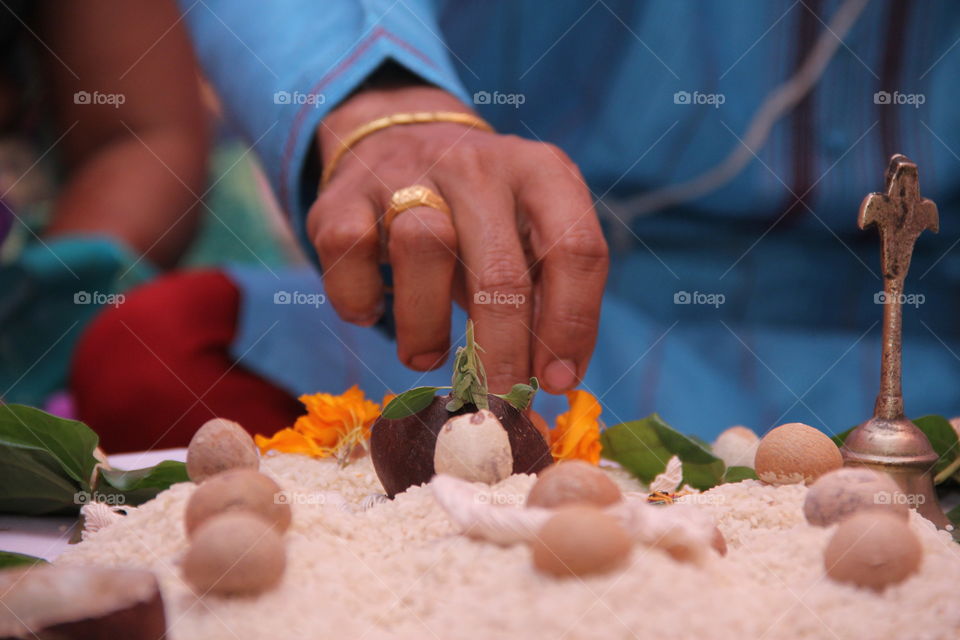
top-left (841, 154), bottom-right (949, 529)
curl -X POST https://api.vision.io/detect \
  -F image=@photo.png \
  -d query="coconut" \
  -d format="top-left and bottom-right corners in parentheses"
top-left (373, 394), bottom-right (550, 498)
top-left (0, 566), bottom-right (165, 639)
top-left (530, 505), bottom-right (632, 578)
top-left (804, 467), bottom-right (908, 527)
top-left (824, 510), bottom-right (922, 591)
top-left (755, 422), bottom-right (842, 485)
top-left (184, 468), bottom-right (291, 537)
top-left (182, 512), bottom-right (286, 596)
top-left (712, 425), bottom-right (760, 469)
top-left (434, 410), bottom-right (513, 484)
top-left (526, 460), bottom-right (622, 508)
top-left (186, 418), bottom-right (259, 483)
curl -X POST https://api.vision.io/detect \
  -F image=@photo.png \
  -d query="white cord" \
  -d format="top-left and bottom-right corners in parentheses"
top-left (601, 0), bottom-right (872, 225)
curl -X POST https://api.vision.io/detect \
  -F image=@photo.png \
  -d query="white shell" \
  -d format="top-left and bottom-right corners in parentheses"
top-left (649, 456), bottom-right (683, 493)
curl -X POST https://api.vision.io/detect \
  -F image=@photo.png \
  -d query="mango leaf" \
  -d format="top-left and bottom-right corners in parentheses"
top-left (494, 377), bottom-right (539, 411)
top-left (0, 404), bottom-right (97, 486)
top-left (0, 405), bottom-right (99, 515)
top-left (947, 504), bottom-right (960, 530)
top-left (601, 414), bottom-right (725, 490)
top-left (382, 387), bottom-right (448, 419)
top-left (0, 551), bottom-right (47, 569)
top-left (723, 466), bottom-right (758, 483)
top-left (96, 460), bottom-right (190, 505)
top-left (912, 415), bottom-right (959, 477)
top-left (0, 405), bottom-right (187, 514)
top-left (831, 426), bottom-right (855, 447)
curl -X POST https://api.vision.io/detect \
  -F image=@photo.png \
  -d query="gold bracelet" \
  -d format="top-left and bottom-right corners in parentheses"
top-left (320, 111), bottom-right (494, 188)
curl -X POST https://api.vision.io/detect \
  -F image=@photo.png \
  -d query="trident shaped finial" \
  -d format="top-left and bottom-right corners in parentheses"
top-left (842, 154), bottom-right (951, 530)
top-left (859, 154), bottom-right (939, 282)
top-left (859, 154), bottom-right (937, 420)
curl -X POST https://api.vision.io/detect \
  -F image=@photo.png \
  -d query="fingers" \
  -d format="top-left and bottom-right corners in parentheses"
top-left (514, 143), bottom-right (608, 393)
top-left (440, 167), bottom-right (534, 393)
top-left (385, 181), bottom-right (458, 370)
top-left (309, 182), bottom-right (384, 326)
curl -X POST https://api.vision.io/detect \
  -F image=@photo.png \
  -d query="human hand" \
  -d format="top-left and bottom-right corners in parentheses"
top-left (308, 84), bottom-right (608, 394)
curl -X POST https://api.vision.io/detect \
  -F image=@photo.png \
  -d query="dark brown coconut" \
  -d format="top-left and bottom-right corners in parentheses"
top-left (0, 566), bottom-right (166, 639)
top-left (371, 393), bottom-right (551, 498)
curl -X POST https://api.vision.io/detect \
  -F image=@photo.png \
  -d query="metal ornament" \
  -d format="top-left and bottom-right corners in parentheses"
top-left (841, 154), bottom-right (950, 529)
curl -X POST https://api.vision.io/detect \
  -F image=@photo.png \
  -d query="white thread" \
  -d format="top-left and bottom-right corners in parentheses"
top-left (430, 474), bottom-right (718, 564)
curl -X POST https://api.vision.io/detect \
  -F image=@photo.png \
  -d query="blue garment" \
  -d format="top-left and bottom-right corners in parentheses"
top-left (184, 1), bottom-right (960, 438)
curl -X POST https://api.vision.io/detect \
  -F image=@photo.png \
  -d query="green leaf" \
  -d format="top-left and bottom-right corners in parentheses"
top-left (831, 426), bottom-right (855, 447)
top-left (912, 415), bottom-right (959, 476)
top-left (947, 504), bottom-right (960, 529)
top-left (382, 387), bottom-right (448, 419)
top-left (0, 551), bottom-right (48, 569)
top-left (0, 404), bottom-right (98, 486)
top-left (0, 405), bottom-right (99, 515)
top-left (600, 414), bottom-right (725, 490)
top-left (723, 466), bottom-right (758, 483)
top-left (494, 377), bottom-right (539, 411)
top-left (448, 320), bottom-right (489, 411)
top-left (96, 460), bottom-right (190, 506)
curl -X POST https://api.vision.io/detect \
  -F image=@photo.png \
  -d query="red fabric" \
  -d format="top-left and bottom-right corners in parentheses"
top-left (70, 270), bottom-right (303, 452)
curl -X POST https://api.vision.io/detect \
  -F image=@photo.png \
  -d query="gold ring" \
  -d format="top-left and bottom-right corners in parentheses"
top-left (383, 185), bottom-right (451, 233)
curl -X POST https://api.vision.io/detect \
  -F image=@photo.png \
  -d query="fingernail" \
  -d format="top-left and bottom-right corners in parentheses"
top-left (410, 351), bottom-right (446, 371)
top-left (544, 359), bottom-right (577, 391)
top-left (350, 301), bottom-right (385, 327)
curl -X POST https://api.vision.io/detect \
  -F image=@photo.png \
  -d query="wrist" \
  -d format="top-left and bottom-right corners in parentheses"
top-left (318, 85), bottom-right (474, 164)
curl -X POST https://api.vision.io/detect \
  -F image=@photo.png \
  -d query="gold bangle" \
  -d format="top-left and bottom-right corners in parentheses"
top-left (320, 111), bottom-right (494, 188)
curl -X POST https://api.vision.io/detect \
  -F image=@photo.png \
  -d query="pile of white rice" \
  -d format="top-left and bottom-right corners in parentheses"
top-left (58, 455), bottom-right (960, 639)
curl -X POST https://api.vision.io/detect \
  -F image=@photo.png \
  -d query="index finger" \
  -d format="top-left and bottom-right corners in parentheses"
top-left (515, 147), bottom-right (608, 393)
top-left (442, 179), bottom-right (534, 394)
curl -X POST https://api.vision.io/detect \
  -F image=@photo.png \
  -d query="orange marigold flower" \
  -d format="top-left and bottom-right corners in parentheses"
top-left (257, 385), bottom-right (383, 464)
top-left (549, 389), bottom-right (602, 464)
top-left (254, 428), bottom-right (324, 457)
